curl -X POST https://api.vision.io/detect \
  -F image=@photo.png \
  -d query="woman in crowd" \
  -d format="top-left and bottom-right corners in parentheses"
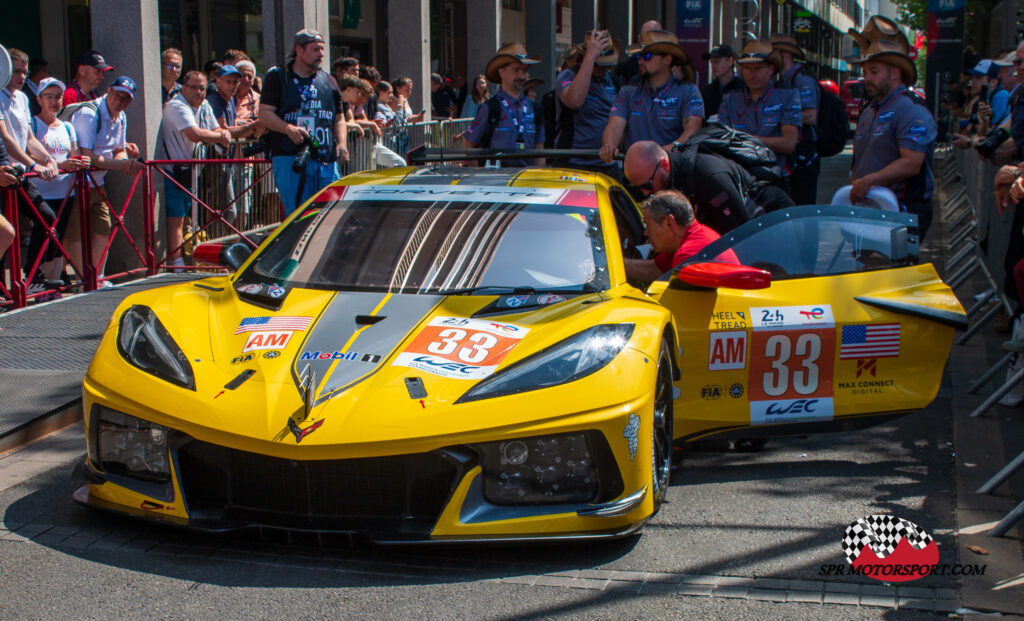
top-left (392, 77), bottom-right (425, 125)
top-left (460, 74), bottom-right (489, 120)
top-left (30, 78), bottom-right (90, 288)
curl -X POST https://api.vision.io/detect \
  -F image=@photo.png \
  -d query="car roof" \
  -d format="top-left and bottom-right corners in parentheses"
top-left (337, 165), bottom-right (606, 190)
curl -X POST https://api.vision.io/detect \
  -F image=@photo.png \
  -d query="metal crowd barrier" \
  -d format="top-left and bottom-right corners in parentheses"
top-left (0, 121), bottom-right (476, 311)
top-left (940, 145), bottom-right (1024, 537)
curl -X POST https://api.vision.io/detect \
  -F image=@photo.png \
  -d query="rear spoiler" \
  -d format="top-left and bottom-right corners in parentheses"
top-left (407, 145), bottom-right (623, 165)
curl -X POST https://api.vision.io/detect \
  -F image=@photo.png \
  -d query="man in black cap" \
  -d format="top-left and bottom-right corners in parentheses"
top-left (259, 28), bottom-right (347, 215)
top-left (62, 50), bottom-right (113, 107)
top-left (700, 44), bottom-right (742, 118)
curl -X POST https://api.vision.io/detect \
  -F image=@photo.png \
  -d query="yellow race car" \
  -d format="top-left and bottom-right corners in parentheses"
top-left (74, 166), bottom-right (964, 542)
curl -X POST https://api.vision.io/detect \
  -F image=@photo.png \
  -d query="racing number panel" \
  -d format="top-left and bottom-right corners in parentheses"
top-left (656, 266), bottom-right (957, 443)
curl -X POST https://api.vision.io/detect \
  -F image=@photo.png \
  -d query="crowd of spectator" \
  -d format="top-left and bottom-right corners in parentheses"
top-left (4, 18), bottom-right (1022, 307)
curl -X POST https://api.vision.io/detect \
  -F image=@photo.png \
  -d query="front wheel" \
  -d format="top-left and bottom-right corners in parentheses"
top-left (651, 339), bottom-right (674, 510)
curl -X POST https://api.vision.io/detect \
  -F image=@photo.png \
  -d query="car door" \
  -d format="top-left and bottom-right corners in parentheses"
top-left (647, 206), bottom-right (966, 444)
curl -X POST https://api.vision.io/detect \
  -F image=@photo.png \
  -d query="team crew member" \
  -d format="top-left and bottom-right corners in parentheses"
top-left (624, 190), bottom-right (739, 282)
top-left (623, 140), bottom-right (792, 233)
top-left (850, 39), bottom-right (937, 239)
top-left (259, 28), bottom-right (346, 216)
top-left (555, 30), bottom-right (622, 176)
top-left (600, 30), bottom-right (703, 162)
top-left (772, 34), bottom-right (819, 206)
top-left (700, 44), bottom-right (742, 118)
top-left (462, 42), bottom-right (545, 167)
top-left (718, 40), bottom-right (801, 187)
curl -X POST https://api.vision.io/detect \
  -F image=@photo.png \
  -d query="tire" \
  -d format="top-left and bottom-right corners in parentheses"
top-left (651, 338), bottom-right (674, 510)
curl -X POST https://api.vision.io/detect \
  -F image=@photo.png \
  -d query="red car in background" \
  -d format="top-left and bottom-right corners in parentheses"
top-left (841, 80), bottom-right (865, 123)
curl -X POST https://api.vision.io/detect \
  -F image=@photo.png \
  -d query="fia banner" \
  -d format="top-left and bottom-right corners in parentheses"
top-left (676, 0), bottom-right (712, 85)
top-left (926, 0), bottom-right (965, 140)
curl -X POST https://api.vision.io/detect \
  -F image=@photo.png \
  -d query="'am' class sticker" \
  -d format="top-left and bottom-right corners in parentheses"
top-left (750, 305), bottom-right (835, 330)
top-left (242, 331), bottom-right (292, 352)
top-left (392, 316), bottom-right (530, 380)
top-left (708, 331), bottom-right (746, 370)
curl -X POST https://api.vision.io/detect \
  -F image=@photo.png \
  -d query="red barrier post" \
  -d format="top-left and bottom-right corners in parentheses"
top-left (3, 185), bottom-right (25, 308)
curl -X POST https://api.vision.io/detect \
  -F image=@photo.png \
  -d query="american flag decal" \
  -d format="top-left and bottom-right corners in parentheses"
top-left (840, 323), bottom-right (900, 359)
top-left (234, 316), bottom-right (313, 334)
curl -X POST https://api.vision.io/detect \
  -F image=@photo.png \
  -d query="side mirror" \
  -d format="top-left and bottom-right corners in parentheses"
top-left (193, 242), bottom-right (253, 271)
top-left (674, 262), bottom-right (771, 290)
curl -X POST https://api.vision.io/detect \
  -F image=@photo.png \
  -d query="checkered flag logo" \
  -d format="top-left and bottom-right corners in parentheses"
top-left (842, 514), bottom-right (934, 565)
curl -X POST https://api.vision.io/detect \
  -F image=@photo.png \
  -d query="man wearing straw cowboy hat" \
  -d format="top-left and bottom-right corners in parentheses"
top-left (718, 40), bottom-right (801, 189)
top-left (462, 42), bottom-right (544, 167)
top-left (599, 30), bottom-right (703, 163)
top-left (771, 34), bottom-right (821, 206)
top-left (849, 38), bottom-right (937, 239)
top-left (555, 30), bottom-right (623, 177)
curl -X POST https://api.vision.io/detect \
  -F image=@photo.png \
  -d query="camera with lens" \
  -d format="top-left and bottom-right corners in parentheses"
top-left (241, 134), bottom-right (270, 157)
top-left (292, 134), bottom-right (323, 174)
top-left (1, 163), bottom-right (26, 185)
top-left (976, 127), bottom-right (1010, 159)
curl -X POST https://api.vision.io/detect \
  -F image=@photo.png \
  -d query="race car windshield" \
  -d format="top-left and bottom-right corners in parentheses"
top-left (679, 206), bottom-right (918, 280)
top-left (239, 197), bottom-right (608, 294)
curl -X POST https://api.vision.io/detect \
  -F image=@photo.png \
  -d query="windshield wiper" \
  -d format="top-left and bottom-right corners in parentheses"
top-left (433, 282), bottom-right (600, 296)
top-left (433, 285), bottom-right (539, 296)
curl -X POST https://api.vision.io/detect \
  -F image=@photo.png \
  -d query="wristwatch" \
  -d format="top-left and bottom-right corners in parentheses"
top-left (671, 141), bottom-right (683, 150)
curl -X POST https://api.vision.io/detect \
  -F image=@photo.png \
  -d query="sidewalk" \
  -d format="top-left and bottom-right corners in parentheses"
top-left (0, 273), bottom-right (200, 453)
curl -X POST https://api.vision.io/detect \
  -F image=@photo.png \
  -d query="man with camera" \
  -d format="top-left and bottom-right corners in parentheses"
top-left (258, 28), bottom-right (346, 216)
top-left (157, 70), bottom-right (231, 270)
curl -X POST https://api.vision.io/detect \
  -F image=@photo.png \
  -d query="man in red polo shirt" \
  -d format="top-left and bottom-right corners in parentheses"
top-left (625, 190), bottom-right (739, 281)
top-left (62, 51), bottom-right (114, 107)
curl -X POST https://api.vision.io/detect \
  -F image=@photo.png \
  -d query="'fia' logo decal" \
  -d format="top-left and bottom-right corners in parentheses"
top-left (288, 418), bottom-right (324, 444)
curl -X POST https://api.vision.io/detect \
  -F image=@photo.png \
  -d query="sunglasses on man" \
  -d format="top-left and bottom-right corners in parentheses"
top-left (630, 162), bottom-right (660, 193)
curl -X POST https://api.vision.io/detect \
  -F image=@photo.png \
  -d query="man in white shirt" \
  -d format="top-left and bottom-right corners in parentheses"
top-left (0, 48), bottom-right (61, 289)
top-left (158, 70), bottom-right (230, 268)
top-left (71, 76), bottom-right (142, 285)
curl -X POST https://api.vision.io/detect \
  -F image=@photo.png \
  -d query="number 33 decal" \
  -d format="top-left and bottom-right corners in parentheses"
top-left (426, 329), bottom-right (499, 364)
top-left (749, 329), bottom-right (834, 401)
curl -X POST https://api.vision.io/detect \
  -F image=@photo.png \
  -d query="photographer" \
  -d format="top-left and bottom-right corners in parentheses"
top-left (157, 71), bottom-right (230, 270)
top-left (258, 28), bottom-right (346, 216)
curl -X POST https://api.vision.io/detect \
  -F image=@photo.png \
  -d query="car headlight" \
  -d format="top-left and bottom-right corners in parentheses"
top-left (91, 406), bottom-right (171, 483)
top-left (475, 432), bottom-right (597, 504)
top-left (117, 305), bottom-right (195, 390)
top-left (457, 324), bottom-right (634, 403)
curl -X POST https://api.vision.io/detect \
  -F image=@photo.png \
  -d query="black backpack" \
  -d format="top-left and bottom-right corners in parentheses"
top-left (795, 66), bottom-right (849, 157)
top-left (477, 96), bottom-right (503, 148)
top-left (542, 89), bottom-right (577, 151)
top-left (683, 122), bottom-right (782, 183)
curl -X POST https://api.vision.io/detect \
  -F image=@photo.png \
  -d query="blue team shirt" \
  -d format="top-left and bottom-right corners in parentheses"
top-left (464, 89), bottom-right (544, 167)
top-left (780, 64), bottom-right (818, 143)
top-left (852, 85), bottom-right (937, 201)
top-left (610, 77), bottom-right (704, 148)
top-left (554, 67), bottom-right (617, 167)
top-left (718, 83), bottom-right (802, 173)
top-left (990, 86), bottom-right (1010, 127)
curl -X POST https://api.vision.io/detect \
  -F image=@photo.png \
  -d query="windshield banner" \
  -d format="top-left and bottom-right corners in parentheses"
top-left (338, 185), bottom-right (580, 204)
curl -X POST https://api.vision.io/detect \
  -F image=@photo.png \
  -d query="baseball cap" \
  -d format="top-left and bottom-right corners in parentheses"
top-left (217, 64), bottom-right (242, 77)
top-left (702, 44), bottom-right (736, 60)
top-left (968, 59), bottom-right (1000, 79)
top-left (77, 50), bottom-right (113, 71)
top-left (36, 77), bottom-right (66, 95)
top-left (430, 72), bottom-right (442, 83)
top-left (993, 51), bottom-right (1017, 67)
top-left (293, 28), bottom-right (324, 47)
top-left (111, 76), bottom-right (136, 99)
